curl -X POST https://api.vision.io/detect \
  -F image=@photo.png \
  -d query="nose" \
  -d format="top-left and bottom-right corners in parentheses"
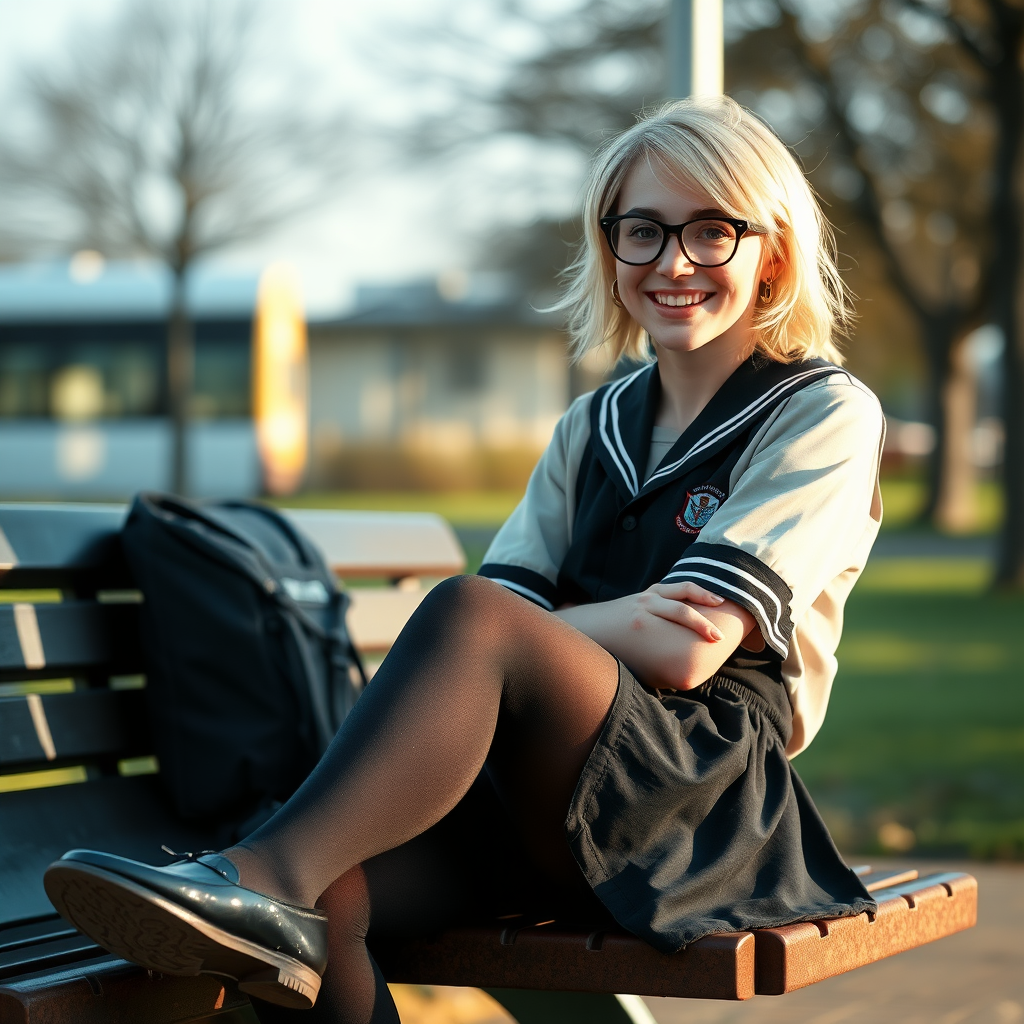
top-left (655, 233), bottom-right (696, 277)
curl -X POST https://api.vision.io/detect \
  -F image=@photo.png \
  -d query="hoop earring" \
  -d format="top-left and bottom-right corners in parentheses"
top-left (611, 280), bottom-right (624, 308)
top-left (759, 278), bottom-right (773, 303)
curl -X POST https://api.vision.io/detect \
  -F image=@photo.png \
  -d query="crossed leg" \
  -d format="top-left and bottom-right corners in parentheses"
top-left (229, 575), bottom-right (622, 1023)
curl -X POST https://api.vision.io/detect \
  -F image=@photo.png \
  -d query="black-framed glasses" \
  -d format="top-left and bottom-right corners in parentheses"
top-left (599, 214), bottom-right (756, 267)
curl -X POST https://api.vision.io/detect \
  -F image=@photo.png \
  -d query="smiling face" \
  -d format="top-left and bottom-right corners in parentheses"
top-left (611, 158), bottom-right (770, 364)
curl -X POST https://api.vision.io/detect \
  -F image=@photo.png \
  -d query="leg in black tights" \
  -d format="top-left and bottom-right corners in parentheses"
top-left (228, 575), bottom-right (619, 903)
top-left (230, 575), bottom-right (620, 1021)
top-left (251, 773), bottom-right (611, 1024)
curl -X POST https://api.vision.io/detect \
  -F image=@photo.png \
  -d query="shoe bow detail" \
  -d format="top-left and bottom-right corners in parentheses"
top-left (160, 846), bottom-right (237, 882)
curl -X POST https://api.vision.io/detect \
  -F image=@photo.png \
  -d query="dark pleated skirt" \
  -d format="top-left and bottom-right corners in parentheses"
top-left (565, 663), bottom-right (875, 954)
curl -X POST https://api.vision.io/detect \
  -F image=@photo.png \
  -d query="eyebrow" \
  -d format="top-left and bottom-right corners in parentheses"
top-left (622, 206), bottom-right (731, 220)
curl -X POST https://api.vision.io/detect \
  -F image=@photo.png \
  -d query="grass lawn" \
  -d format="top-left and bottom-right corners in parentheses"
top-left (276, 490), bottom-right (525, 527)
top-left (794, 556), bottom-right (1024, 860)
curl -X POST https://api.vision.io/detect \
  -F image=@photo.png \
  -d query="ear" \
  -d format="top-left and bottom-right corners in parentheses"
top-left (760, 248), bottom-right (779, 285)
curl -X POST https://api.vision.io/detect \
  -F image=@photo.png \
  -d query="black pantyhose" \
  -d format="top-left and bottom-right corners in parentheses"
top-left (228, 575), bottom-right (621, 1024)
top-left (251, 774), bottom-right (613, 1024)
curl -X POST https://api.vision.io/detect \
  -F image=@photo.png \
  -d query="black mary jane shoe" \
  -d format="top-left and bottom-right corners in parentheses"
top-left (43, 848), bottom-right (328, 1009)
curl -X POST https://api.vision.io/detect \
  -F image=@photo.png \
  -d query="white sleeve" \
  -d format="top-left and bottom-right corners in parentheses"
top-left (478, 394), bottom-right (593, 610)
top-left (660, 376), bottom-right (885, 658)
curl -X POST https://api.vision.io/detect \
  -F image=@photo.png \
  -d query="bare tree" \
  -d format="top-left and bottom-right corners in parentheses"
top-left (728, 2), bottom-right (993, 532)
top-left (0, 0), bottom-right (351, 494)
top-left (895, 0), bottom-right (1024, 587)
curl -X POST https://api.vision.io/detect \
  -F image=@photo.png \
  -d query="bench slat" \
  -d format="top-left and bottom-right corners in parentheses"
top-left (753, 872), bottom-right (978, 994)
top-left (0, 934), bottom-right (101, 984)
top-left (0, 955), bottom-right (248, 1024)
top-left (0, 603), bottom-right (140, 675)
top-left (859, 867), bottom-right (919, 892)
top-left (281, 509), bottom-right (466, 579)
top-left (0, 505), bottom-right (467, 587)
top-left (0, 919), bottom-right (76, 956)
top-left (0, 776), bottom-right (219, 927)
top-left (347, 588), bottom-right (427, 653)
top-left (0, 690), bottom-right (148, 768)
top-left (0, 506), bottom-right (129, 589)
top-left (372, 926), bottom-right (755, 1000)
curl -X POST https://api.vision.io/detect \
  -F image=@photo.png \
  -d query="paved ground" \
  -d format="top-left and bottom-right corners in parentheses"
top-left (645, 861), bottom-right (1024, 1024)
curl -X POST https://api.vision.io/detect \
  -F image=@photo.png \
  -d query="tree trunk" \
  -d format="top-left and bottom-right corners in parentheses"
top-left (990, 10), bottom-right (1024, 587)
top-left (934, 335), bottom-right (979, 533)
top-left (1000, 290), bottom-right (1024, 585)
top-left (917, 319), bottom-right (950, 525)
top-left (167, 268), bottom-right (194, 496)
top-left (916, 310), bottom-right (974, 530)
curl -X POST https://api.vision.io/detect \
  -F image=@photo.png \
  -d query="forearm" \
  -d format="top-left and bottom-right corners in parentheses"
top-left (555, 595), bottom-right (754, 690)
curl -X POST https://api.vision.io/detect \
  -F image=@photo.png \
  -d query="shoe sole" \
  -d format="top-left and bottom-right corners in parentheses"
top-left (44, 861), bottom-right (321, 1010)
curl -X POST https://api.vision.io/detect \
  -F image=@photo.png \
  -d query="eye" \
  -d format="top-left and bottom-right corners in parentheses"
top-left (626, 222), bottom-right (661, 241)
top-left (693, 222), bottom-right (733, 241)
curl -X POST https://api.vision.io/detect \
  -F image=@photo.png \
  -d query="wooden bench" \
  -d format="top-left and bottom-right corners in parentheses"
top-left (0, 503), bottom-right (978, 1024)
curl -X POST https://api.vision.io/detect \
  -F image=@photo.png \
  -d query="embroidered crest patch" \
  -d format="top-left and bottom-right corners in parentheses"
top-left (675, 485), bottom-right (726, 534)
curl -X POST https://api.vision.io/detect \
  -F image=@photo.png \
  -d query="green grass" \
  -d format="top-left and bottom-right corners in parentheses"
top-left (878, 476), bottom-right (1002, 532)
top-left (793, 556), bottom-right (1024, 860)
top-left (273, 490), bottom-right (524, 527)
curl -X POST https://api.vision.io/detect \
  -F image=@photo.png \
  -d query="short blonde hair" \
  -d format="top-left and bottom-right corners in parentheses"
top-left (557, 95), bottom-right (851, 366)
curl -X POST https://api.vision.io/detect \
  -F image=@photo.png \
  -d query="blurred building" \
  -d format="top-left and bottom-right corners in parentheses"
top-left (307, 278), bottom-right (576, 491)
top-left (0, 262), bottom-right (580, 498)
top-left (0, 259), bottom-right (259, 498)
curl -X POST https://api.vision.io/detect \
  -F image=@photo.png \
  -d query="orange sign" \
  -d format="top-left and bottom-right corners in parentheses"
top-left (252, 263), bottom-right (308, 494)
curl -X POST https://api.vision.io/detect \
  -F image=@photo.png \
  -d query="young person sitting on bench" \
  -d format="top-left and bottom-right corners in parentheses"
top-left (44, 95), bottom-right (885, 1024)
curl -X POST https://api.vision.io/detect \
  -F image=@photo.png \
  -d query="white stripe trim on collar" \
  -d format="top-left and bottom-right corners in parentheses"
top-left (598, 365), bottom-right (649, 496)
top-left (645, 368), bottom-right (846, 488)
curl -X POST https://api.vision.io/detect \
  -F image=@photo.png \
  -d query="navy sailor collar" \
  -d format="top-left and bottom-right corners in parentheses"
top-left (590, 355), bottom-right (846, 501)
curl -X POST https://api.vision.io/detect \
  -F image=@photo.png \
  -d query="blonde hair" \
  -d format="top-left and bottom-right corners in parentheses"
top-left (557, 95), bottom-right (851, 366)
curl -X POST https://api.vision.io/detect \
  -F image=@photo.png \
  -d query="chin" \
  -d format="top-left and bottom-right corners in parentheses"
top-left (649, 334), bottom-right (715, 355)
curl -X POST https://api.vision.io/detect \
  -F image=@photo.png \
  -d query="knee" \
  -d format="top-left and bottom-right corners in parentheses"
top-left (418, 573), bottom-right (510, 626)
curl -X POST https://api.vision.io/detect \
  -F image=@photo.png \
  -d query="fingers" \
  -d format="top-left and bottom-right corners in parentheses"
top-left (641, 593), bottom-right (724, 642)
top-left (651, 581), bottom-right (725, 608)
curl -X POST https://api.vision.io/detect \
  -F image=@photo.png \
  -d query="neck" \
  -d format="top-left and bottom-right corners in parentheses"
top-left (653, 334), bottom-right (754, 435)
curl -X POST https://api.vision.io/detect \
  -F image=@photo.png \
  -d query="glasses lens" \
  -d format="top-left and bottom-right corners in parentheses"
top-left (609, 218), bottom-right (665, 263)
top-left (682, 219), bottom-right (739, 266)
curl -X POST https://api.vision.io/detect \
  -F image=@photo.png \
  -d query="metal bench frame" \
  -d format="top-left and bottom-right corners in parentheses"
top-left (0, 504), bottom-right (977, 1024)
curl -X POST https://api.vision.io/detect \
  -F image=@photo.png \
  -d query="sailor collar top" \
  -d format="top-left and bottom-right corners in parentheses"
top-left (480, 355), bottom-right (885, 756)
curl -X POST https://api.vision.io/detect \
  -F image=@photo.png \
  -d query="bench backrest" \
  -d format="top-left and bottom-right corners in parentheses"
top-left (0, 502), bottom-right (465, 928)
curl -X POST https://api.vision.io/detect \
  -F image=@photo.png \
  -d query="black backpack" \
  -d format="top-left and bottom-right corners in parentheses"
top-left (121, 493), bottom-right (366, 834)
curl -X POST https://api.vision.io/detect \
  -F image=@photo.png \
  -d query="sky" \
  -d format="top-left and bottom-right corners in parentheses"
top-left (0, 0), bottom-right (582, 317)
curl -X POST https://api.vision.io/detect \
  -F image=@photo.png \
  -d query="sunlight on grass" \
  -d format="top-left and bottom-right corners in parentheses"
top-left (879, 476), bottom-right (1002, 532)
top-left (858, 557), bottom-right (989, 593)
top-left (839, 634), bottom-right (1009, 672)
top-left (276, 491), bottom-right (524, 526)
top-left (800, 547), bottom-right (1024, 859)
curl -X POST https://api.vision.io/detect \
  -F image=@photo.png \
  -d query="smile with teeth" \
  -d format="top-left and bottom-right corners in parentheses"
top-left (652, 291), bottom-right (710, 307)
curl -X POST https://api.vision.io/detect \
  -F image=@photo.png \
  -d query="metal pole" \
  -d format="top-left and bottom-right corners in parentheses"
top-left (666, 0), bottom-right (724, 99)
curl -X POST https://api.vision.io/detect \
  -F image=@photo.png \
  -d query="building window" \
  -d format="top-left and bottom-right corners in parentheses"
top-left (447, 341), bottom-right (486, 393)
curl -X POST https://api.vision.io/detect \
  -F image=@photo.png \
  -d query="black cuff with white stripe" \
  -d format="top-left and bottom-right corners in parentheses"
top-left (478, 563), bottom-right (559, 611)
top-left (660, 542), bottom-right (794, 658)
